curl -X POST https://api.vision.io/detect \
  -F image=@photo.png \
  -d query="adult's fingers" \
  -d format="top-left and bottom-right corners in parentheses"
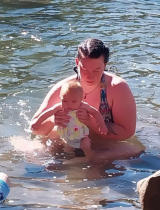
top-left (54, 111), bottom-right (70, 127)
top-left (77, 109), bottom-right (88, 120)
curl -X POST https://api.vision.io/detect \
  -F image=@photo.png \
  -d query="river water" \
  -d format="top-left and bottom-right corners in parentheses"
top-left (0, 0), bottom-right (160, 209)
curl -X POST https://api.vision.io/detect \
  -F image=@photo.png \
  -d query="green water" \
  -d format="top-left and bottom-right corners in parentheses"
top-left (0, 0), bottom-right (160, 209)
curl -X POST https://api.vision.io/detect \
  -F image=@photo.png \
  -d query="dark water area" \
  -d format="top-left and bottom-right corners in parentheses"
top-left (0, 0), bottom-right (160, 209)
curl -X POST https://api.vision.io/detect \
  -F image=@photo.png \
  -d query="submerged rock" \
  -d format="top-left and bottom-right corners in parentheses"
top-left (137, 170), bottom-right (160, 210)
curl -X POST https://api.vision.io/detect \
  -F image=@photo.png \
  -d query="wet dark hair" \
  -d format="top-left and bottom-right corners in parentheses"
top-left (74, 38), bottom-right (109, 77)
top-left (77, 38), bottom-right (109, 63)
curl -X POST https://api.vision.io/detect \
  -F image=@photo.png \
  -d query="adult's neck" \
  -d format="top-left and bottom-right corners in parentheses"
top-left (80, 82), bottom-right (100, 98)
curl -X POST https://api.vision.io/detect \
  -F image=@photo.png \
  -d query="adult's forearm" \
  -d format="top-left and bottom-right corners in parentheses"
top-left (31, 116), bottom-right (55, 136)
top-left (30, 105), bottom-right (57, 131)
top-left (89, 122), bottom-right (135, 145)
top-left (103, 122), bottom-right (135, 141)
top-left (86, 105), bottom-right (135, 141)
top-left (86, 114), bottom-right (108, 135)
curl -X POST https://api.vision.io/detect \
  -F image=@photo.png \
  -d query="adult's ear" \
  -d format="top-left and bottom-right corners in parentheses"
top-left (75, 57), bottom-right (79, 66)
top-left (104, 62), bottom-right (107, 69)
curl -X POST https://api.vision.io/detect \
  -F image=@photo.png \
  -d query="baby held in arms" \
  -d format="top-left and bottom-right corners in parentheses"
top-left (48, 81), bottom-right (107, 159)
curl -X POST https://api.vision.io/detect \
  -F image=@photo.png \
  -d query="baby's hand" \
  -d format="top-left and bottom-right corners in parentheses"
top-left (53, 103), bottom-right (70, 127)
top-left (78, 102), bottom-right (108, 136)
top-left (80, 101), bottom-right (96, 112)
top-left (81, 102), bottom-right (108, 135)
top-left (76, 107), bottom-right (90, 126)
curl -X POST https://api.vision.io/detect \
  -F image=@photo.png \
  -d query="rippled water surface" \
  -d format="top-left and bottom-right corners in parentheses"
top-left (0, 0), bottom-right (160, 209)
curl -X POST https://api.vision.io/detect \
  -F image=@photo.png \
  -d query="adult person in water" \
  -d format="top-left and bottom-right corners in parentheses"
top-left (30, 38), bottom-right (145, 162)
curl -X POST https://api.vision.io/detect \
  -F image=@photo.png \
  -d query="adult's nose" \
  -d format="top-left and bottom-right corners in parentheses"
top-left (86, 72), bottom-right (94, 80)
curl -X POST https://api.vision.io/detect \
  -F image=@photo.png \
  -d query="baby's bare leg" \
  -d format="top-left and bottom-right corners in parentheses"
top-left (63, 142), bottom-right (74, 153)
top-left (80, 137), bottom-right (110, 163)
top-left (80, 136), bottom-right (94, 161)
top-left (46, 130), bottom-right (75, 156)
top-left (44, 130), bottom-right (65, 154)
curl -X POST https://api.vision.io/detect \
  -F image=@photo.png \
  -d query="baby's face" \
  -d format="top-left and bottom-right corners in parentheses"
top-left (61, 91), bottom-right (82, 112)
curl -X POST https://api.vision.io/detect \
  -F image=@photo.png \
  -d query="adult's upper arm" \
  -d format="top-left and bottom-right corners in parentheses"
top-left (111, 80), bottom-right (136, 138)
top-left (32, 75), bottom-right (76, 120)
top-left (32, 84), bottom-right (61, 120)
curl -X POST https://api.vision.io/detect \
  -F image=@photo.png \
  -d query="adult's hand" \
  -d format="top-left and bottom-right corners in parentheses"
top-left (30, 102), bottom-right (70, 136)
top-left (76, 107), bottom-right (90, 127)
top-left (77, 102), bottom-right (108, 135)
top-left (54, 109), bottom-right (70, 127)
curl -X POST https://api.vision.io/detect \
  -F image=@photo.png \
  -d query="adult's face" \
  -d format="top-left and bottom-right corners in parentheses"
top-left (75, 56), bottom-right (106, 87)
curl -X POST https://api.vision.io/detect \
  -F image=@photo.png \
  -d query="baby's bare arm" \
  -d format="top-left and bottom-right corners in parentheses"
top-left (78, 102), bottom-right (108, 135)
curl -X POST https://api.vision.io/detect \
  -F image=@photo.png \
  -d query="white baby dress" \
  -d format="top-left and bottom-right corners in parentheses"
top-left (54, 110), bottom-right (89, 148)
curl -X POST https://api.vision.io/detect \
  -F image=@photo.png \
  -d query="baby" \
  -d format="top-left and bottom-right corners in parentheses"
top-left (50, 81), bottom-right (107, 159)
top-left (52, 81), bottom-right (90, 156)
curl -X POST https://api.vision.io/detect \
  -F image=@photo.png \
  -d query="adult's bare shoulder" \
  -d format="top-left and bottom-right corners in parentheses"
top-left (104, 72), bottom-right (127, 88)
top-left (44, 75), bottom-right (76, 103)
top-left (49, 75), bottom-right (77, 94)
top-left (33, 75), bottom-right (76, 118)
top-left (104, 72), bottom-right (133, 106)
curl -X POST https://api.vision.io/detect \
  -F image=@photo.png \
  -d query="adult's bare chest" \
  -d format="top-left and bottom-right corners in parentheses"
top-left (83, 88), bottom-right (101, 109)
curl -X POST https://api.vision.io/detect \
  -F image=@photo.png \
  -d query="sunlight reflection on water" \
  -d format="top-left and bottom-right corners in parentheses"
top-left (0, 0), bottom-right (160, 208)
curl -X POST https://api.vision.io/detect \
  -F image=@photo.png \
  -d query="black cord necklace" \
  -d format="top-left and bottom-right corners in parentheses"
top-left (83, 84), bottom-right (99, 99)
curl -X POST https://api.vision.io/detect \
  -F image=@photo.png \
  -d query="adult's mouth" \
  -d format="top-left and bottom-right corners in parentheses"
top-left (86, 80), bottom-right (94, 84)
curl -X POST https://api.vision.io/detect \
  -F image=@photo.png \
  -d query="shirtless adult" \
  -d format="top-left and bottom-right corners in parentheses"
top-left (30, 38), bottom-right (145, 162)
